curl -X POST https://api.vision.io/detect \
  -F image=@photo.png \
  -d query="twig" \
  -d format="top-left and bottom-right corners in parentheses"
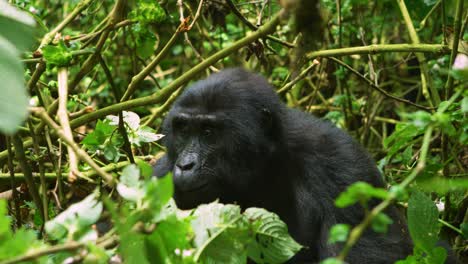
top-left (11, 135), bottom-right (45, 221)
top-left (277, 60), bottom-right (320, 94)
top-left (57, 68), bottom-right (79, 182)
top-left (225, 0), bottom-right (295, 48)
top-left (417, 0), bottom-right (442, 31)
top-left (5, 136), bottom-right (21, 228)
top-left (328, 57), bottom-right (432, 110)
top-left (396, 0), bottom-right (440, 106)
top-left (0, 235), bottom-right (118, 264)
top-left (444, 0), bottom-right (464, 99)
top-left (38, 0), bottom-right (94, 49)
top-left (70, 10), bottom-right (283, 128)
top-left (31, 108), bottom-right (115, 186)
top-left (337, 126), bottom-right (434, 261)
top-left (306, 44), bottom-right (449, 60)
top-left (120, 24), bottom-right (183, 101)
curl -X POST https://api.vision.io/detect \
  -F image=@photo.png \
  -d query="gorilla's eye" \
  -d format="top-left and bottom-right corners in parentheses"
top-left (203, 128), bottom-right (213, 136)
top-left (173, 119), bottom-right (189, 135)
top-left (201, 125), bottom-right (215, 138)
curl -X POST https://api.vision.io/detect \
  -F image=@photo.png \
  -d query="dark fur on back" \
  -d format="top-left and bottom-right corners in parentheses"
top-left (154, 68), bottom-right (413, 263)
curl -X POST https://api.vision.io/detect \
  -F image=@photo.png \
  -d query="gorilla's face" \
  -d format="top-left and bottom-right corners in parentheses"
top-left (156, 69), bottom-right (284, 209)
top-left (164, 105), bottom-right (275, 209)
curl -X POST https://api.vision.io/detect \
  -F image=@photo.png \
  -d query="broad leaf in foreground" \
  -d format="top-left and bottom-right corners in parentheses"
top-left (245, 208), bottom-right (302, 264)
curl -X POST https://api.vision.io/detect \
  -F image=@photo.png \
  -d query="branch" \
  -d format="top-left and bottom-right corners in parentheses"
top-left (31, 108), bottom-right (115, 186)
top-left (57, 68), bottom-right (79, 182)
top-left (306, 43), bottom-right (449, 59)
top-left (444, 0), bottom-right (464, 98)
top-left (337, 126), bottom-right (434, 261)
top-left (69, 10), bottom-right (284, 128)
top-left (396, 0), bottom-right (440, 106)
top-left (328, 57), bottom-right (433, 110)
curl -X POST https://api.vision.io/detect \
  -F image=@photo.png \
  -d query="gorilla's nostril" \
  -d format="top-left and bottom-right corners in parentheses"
top-left (176, 161), bottom-right (195, 171)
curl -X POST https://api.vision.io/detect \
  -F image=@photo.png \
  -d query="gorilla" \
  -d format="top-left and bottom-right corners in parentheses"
top-left (153, 68), bottom-right (413, 263)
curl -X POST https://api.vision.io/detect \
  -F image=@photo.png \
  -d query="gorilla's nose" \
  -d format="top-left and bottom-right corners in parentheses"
top-left (175, 153), bottom-right (198, 172)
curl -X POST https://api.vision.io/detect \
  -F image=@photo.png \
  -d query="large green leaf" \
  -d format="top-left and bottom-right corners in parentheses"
top-left (0, 1), bottom-right (35, 134)
top-left (0, 0), bottom-right (36, 52)
top-left (192, 203), bottom-right (248, 264)
top-left (407, 190), bottom-right (439, 252)
top-left (0, 36), bottom-right (30, 134)
top-left (245, 208), bottom-right (303, 264)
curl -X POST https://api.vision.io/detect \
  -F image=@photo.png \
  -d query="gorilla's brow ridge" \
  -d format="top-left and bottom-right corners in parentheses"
top-left (173, 113), bottom-right (220, 124)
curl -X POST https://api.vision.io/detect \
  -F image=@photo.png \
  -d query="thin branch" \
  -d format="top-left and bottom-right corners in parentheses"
top-left (328, 57), bottom-right (432, 110)
top-left (31, 108), bottom-right (115, 186)
top-left (444, 0), bottom-right (464, 98)
top-left (396, 0), bottom-right (440, 106)
top-left (121, 24), bottom-right (183, 101)
top-left (277, 59), bottom-right (320, 94)
top-left (38, 0), bottom-right (94, 49)
top-left (306, 44), bottom-right (449, 60)
top-left (70, 10), bottom-right (283, 128)
top-left (57, 68), bottom-right (79, 182)
top-left (337, 126), bottom-right (434, 261)
top-left (11, 134), bottom-right (44, 221)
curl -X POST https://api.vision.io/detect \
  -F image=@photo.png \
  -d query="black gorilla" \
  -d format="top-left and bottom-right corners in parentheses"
top-left (153, 68), bottom-right (412, 263)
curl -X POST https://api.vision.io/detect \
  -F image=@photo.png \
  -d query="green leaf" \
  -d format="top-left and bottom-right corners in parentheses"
top-left (335, 182), bottom-right (389, 208)
top-left (407, 190), bottom-right (439, 253)
top-left (192, 202), bottom-right (248, 264)
top-left (462, 96), bottom-right (468, 113)
top-left (0, 1), bottom-right (36, 52)
top-left (136, 159), bottom-right (153, 179)
top-left (0, 36), bottom-right (29, 134)
top-left (82, 120), bottom-right (116, 146)
top-left (371, 213), bottom-right (393, 233)
top-left (245, 208), bottom-right (302, 264)
top-left (129, 0), bottom-right (166, 25)
top-left (42, 41), bottom-right (73, 66)
top-left (383, 123), bottom-right (423, 157)
top-left (426, 246), bottom-right (447, 264)
top-left (328, 224), bottom-right (350, 244)
top-left (321, 258), bottom-right (345, 264)
top-left (394, 255), bottom-right (419, 264)
top-left (144, 174), bottom-right (173, 215)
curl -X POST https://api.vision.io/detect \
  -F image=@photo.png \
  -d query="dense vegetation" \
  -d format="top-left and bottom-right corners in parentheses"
top-left (0, 0), bottom-right (467, 263)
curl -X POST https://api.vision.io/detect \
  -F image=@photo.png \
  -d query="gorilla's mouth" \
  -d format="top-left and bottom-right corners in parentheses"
top-left (176, 181), bottom-right (209, 193)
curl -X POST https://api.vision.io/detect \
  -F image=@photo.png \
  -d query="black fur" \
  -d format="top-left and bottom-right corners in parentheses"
top-left (153, 68), bottom-right (413, 263)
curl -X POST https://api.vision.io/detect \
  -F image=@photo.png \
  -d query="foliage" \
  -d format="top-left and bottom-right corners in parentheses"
top-left (0, 0), bottom-right (466, 263)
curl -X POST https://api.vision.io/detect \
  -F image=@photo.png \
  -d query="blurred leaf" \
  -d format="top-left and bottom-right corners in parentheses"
top-left (117, 164), bottom-right (144, 202)
top-left (0, 36), bottom-right (30, 134)
top-left (371, 213), bottom-right (393, 233)
top-left (45, 193), bottom-right (102, 241)
top-left (192, 202), bottom-right (248, 264)
top-left (335, 182), bottom-right (389, 208)
top-left (328, 224), bottom-right (350, 244)
top-left (407, 190), bottom-right (439, 253)
top-left (129, 0), bottom-right (166, 25)
top-left (417, 178), bottom-right (468, 195)
top-left (321, 258), bottom-right (345, 264)
top-left (0, 0), bottom-right (36, 52)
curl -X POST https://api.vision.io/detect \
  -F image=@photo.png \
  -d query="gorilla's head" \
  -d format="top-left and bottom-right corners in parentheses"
top-left (158, 68), bottom-right (285, 209)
